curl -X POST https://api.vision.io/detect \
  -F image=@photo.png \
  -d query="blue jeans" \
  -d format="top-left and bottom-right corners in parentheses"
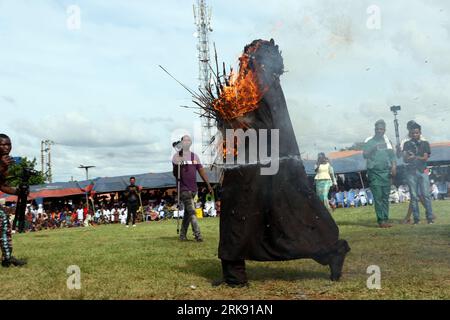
top-left (180, 191), bottom-right (201, 240)
top-left (406, 170), bottom-right (434, 223)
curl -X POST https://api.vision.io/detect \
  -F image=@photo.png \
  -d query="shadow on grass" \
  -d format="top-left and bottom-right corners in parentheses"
top-left (178, 259), bottom-right (329, 283)
top-left (401, 224), bottom-right (450, 237)
top-left (158, 236), bottom-right (203, 243)
top-left (337, 220), bottom-right (380, 228)
top-left (249, 264), bottom-right (329, 282)
top-left (33, 234), bottom-right (51, 238)
top-left (338, 219), bottom-right (450, 237)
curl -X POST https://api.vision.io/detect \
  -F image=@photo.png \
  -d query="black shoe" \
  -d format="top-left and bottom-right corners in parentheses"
top-left (2, 257), bottom-right (27, 268)
top-left (179, 236), bottom-right (188, 241)
top-left (212, 279), bottom-right (225, 287)
top-left (1, 260), bottom-right (11, 268)
top-left (10, 257), bottom-right (27, 266)
top-left (227, 282), bottom-right (249, 288)
top-left (195, 236), bottom-right (203, 242)
top-left (211, 279), bottom-right (248, 288)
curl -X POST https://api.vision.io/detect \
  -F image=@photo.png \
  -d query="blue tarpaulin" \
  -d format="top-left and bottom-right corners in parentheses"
top-left (91, 169), bottom-right (221, 193)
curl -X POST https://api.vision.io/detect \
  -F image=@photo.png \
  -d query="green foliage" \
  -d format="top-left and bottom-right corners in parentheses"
top-left (6, 157), bottom-right (46, 187)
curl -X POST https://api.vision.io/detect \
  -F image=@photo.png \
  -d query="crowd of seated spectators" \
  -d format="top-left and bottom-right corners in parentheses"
top-left (2, 187), bottom-right (221, 234)
top-left (329, 180), bottom-right (448, 210)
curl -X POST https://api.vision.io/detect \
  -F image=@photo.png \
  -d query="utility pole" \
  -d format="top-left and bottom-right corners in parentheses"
top-left (193, 0), bottom-right (215, 165)
top-left (40, 140), bottom-right (55, 183)
top-left (48, 143), bottom-right (53, 183)
top-left (78, 165), bottom-right (95, 180)
top-left (41, 141), bottom-right (44, 174)
top-left (78, 165), bottom-right (95, 212)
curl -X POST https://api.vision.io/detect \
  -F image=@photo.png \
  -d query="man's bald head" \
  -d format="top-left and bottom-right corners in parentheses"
top-left (182, 135), bottom-right (192, 150)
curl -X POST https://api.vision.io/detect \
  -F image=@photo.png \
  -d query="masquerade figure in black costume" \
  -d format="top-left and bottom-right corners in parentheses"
top-left (212, 40), bottom-right (350, 287)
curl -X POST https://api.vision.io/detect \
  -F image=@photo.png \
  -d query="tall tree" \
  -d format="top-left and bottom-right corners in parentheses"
top-left (6, 157), bottom-right (46, 187)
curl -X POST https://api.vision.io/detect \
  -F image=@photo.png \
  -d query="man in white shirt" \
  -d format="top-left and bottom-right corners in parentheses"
top-left (94, 208), bottom-right (101, 224)
top-left (31, 205), bottom-right (38, 224)
top-left (203, 199), bottom-right (217, 217)
top-left (110, 207), bottom-right (116, 223)
top-left (84, 212), bottom-right (92, 227)
top-left (102, 207), bottom-right (111, 223)
top-left (76, 206), bottom-right (84, 226)
top-left (119, 207), bottom-right (127, 224)
top-left (359, 190), bottom-right (368, 206)
top-left (430, 180), bottom-right (439, 200)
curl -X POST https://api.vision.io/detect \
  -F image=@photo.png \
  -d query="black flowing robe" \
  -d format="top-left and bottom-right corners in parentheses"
top-left (218, 40), bottom-right (346, 262)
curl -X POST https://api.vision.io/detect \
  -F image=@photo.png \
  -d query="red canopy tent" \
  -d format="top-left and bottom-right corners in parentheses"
top-left (0, 181), bottom-right (90, 203)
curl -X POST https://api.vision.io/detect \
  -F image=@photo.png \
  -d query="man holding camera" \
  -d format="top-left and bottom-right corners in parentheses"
top-left (402, 122), bottom-right (434, 224)
top-left (363, 120), bottom-right (397, 228)
top-left (172, 135), bottom-right (214, 242)
top-left (400, 121), bottom-right (429, 224)
top-left (0, 134), bottom-right (28, 267)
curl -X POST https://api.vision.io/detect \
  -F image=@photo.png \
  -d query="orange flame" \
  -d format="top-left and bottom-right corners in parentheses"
top-left (222, 138), bottom-right (239, 159)
top-left (213, 50), bottom-right (267, 120)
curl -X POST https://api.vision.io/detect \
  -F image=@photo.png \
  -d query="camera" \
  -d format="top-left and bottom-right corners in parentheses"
top-left (172, 138), bottom-right (184, 156)
top-left (390, 105), bottom-right (401, 113)
top-left (172, 140), bottom-right (182, 151)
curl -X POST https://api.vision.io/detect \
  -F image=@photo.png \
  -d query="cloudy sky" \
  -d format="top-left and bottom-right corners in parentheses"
top-left (1, 0), bottom-right (449, 182)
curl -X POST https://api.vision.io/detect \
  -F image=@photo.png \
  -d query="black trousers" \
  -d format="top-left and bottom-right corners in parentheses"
top-left (127, 203), bottom-right (138, 225)
top-left (221, 260), bottom-right (248, 285)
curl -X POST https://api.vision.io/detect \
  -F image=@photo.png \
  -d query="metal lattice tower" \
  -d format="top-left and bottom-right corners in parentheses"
top-left (40, 140), bottom-right (55, 183)
top-left (193, 0), bottom-right (215, 165)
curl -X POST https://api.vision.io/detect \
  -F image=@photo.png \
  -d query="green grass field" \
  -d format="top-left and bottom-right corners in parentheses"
top-left (1, 201), bottom-right (449, 300)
